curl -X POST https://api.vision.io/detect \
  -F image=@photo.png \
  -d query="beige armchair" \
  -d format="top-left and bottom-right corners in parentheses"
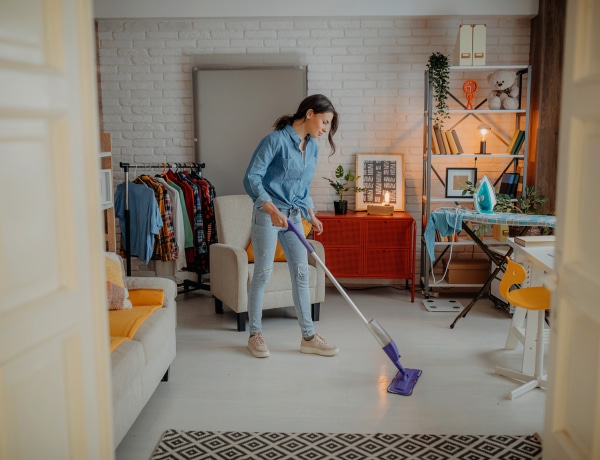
top-left (210, 195), bottom-right (326, 331)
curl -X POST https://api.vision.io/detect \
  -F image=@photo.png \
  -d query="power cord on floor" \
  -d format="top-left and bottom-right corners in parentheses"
top-left (430, 205), bottom-right (463, 285)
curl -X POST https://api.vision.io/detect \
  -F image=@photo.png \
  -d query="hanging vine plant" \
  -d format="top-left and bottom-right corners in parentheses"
top-left (426, 52), bottom-right (450, 127)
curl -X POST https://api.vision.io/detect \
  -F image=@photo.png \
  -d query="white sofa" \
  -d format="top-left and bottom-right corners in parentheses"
top-left (110, 276), bottom-right (177, 446)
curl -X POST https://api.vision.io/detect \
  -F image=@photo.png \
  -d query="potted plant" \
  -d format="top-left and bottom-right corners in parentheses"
top-left (322, 165), bottom-right (365, 215)
top-left (426, 52), bottom-right (450, 128)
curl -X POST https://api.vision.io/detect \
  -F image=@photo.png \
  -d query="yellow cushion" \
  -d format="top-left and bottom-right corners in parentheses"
top-left (110, 336), bottom-right (129, 353)
top-left (128, 289), bottom-right (165, 307)
top-left (246, 219), bottom-right (312, 262)
top-left (108, 305), bottom-right (161, 339)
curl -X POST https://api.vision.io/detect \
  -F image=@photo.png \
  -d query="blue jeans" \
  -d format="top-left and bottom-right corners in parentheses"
top-left (248, 207), bottom-right (314, 337)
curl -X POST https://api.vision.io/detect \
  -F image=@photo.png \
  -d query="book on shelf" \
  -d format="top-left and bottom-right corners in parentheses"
top-left (514, 235), bottom-right (556, 247)
top-left (431, 129), bottom-right (440, 154)
top-left (498, 172), bottom-right (520, 198)
top-left (511, 130), bottom-right (526, 154)
top-left (446, 130), bottom-right (459, 154)
top-left (433, 125), bottom-right (446, 154)
top-left (450, 130), bottom-right (464, 154)
top-left (441, 129), bottom-right (451, 154)
top-left (506, 130), bottom-right (521, 153)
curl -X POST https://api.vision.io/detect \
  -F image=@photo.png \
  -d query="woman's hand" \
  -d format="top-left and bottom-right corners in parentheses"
top-left (310, 216), bottom-right (323, 235)
top-left (263, 202), bottom-right (288, 228)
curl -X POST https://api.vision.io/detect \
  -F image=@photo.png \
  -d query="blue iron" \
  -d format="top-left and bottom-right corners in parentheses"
top-left (474, 174), bottom-right (497, 213)
top-left (286, 220), bottom-right (422, 396)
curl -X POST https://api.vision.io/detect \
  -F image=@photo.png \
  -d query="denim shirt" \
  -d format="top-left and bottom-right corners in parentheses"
top-left (244, 124), bottom-right (317, 220)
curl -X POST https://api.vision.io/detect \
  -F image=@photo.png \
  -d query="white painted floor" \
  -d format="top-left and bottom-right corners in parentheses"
top-left (115, 285), bottom-right (545, 460)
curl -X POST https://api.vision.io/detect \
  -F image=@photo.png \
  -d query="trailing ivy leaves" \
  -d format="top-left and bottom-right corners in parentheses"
top-left (426, 52), bottom-right (450, 128)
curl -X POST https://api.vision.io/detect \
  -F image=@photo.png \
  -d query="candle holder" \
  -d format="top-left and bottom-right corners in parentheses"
top-left (366, 192), bottom-right (394, 215)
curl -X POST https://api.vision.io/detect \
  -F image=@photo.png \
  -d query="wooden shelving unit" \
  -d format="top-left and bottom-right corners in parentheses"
top-left (100, 133), bottom-right (116, 252)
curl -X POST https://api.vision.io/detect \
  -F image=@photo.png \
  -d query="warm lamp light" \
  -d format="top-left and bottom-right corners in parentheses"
top-left (478, 124), bottom-right (491, 154)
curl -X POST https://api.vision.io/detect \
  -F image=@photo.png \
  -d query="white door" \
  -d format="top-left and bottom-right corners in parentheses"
top-left (0, 0), bottom-right (114, 459)
top-left (543, 0), bottom-right (600, 458)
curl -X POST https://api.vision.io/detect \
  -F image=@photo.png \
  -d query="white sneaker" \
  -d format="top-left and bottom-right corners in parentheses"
top-left (248, 332), bottom-right (270, 358)
top-left (300, 334), bottom-right (339, 357)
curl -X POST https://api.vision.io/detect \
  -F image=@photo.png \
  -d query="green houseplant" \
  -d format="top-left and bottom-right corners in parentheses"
top-left (323, 165), bottom-right (365, 215)
top-left (426, 52), bottom-right (451, 127)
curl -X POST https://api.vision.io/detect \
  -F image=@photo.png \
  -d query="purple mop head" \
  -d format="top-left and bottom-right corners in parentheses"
top-left (383, 341), bottom-right (422, 396)
top-left (387, 368), bottom-right (423, 396)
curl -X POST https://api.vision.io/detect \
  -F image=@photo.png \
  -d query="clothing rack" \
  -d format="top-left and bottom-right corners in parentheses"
top-left (119, 161), bottom-right (210, 293)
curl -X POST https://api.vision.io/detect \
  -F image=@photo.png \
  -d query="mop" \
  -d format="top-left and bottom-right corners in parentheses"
top-left (287, 220), bottom-right (422, 396)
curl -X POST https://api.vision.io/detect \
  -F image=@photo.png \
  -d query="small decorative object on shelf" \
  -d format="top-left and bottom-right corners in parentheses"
top-left (487, 69), bottom-right (520, 110)
top-left (462, 79), bottom-right (478, 110)
top-left (446, 168), bottom-right (477, 198)
top-left (477, 124), bottom-right (491, 154)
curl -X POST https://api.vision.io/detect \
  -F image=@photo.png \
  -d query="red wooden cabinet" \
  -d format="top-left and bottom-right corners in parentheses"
top-left (313, 211), bottom-right (416, 301)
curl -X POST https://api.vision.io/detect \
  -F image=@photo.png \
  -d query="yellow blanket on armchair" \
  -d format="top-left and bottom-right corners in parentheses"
top-left (109, 289), bottom-right (165, 352)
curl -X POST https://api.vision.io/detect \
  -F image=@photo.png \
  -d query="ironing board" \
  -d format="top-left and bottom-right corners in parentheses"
top-left (425, 209), bottom-right (556, 329)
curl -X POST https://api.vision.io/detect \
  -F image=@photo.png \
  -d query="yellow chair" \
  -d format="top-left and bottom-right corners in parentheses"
top-left (495, 257), bottom-right (551, 399)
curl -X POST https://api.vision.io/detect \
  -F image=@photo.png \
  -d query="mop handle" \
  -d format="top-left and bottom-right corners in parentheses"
top-left (286, 220), bottom-right (369, 326)
top-left (286, 219), bottom-right (315, 253)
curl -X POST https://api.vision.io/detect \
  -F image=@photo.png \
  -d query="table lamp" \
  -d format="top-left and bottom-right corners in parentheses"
top-left (366, 191), bottom-right (394, 215)
top-left (478, 124), bottom-right (491, 154)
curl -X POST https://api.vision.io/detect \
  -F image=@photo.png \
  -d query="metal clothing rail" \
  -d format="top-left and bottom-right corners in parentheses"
top-left (119, 162), bottom-right (206, 282)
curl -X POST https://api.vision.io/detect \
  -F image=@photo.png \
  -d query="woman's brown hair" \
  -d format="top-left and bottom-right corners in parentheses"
top-left (273, 94), bottom-right (338, 155)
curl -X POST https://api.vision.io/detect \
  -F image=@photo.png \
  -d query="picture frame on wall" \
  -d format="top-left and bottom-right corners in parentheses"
top-left (445, 167), bottom-right (477, 198)
top-left (355, 153), bottom-right (405, 211)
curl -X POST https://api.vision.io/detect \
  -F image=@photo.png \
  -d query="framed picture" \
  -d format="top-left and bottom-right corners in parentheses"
top-left (445, 168), bottom-right (477, 198)
top-left (355, 153), bottom-right (405, 211)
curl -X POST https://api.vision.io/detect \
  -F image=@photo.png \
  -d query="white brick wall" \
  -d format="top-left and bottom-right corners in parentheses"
top-left (97, 16), bottom-right (531, 274)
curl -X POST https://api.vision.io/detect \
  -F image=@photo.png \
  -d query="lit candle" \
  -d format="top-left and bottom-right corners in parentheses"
top-left (384, 192), bottom-right (390, 205)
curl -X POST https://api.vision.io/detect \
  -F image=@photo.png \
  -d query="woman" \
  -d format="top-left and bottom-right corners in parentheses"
top-left (243, 94), bottom-right (339, 358)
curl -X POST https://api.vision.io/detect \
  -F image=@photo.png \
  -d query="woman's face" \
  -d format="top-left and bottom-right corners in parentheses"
top-left (305, 109), bottom-right (334, 139)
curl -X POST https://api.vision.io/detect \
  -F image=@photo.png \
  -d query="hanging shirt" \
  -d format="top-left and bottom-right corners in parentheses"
top-left (134, 175), bottom-right (178, 262)
top-left (161, 175), bottom-right (194, 249)
top-left (243, 124), bottom-right (317, 221)
top-left (155, 176), bottom-right (187, 271)
top-left (114, 181), bottom-right (163, 265)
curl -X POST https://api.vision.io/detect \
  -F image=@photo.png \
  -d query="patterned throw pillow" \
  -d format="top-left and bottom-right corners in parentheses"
top-left (105, 252), bottom-right (132, 310)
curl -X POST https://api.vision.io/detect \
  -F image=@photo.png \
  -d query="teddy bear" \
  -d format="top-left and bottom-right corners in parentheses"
top-left (486, 69), bottom-right (519, 110)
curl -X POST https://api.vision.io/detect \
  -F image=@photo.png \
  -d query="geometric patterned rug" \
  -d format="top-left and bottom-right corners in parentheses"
top-left (150, 429), bottom-right (543, 460)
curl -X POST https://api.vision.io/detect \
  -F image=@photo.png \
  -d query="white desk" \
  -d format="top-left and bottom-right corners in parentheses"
top-left (503, 238), bottom-right (554, 375)
top-left (507, 238), bottom-right (554, 272)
